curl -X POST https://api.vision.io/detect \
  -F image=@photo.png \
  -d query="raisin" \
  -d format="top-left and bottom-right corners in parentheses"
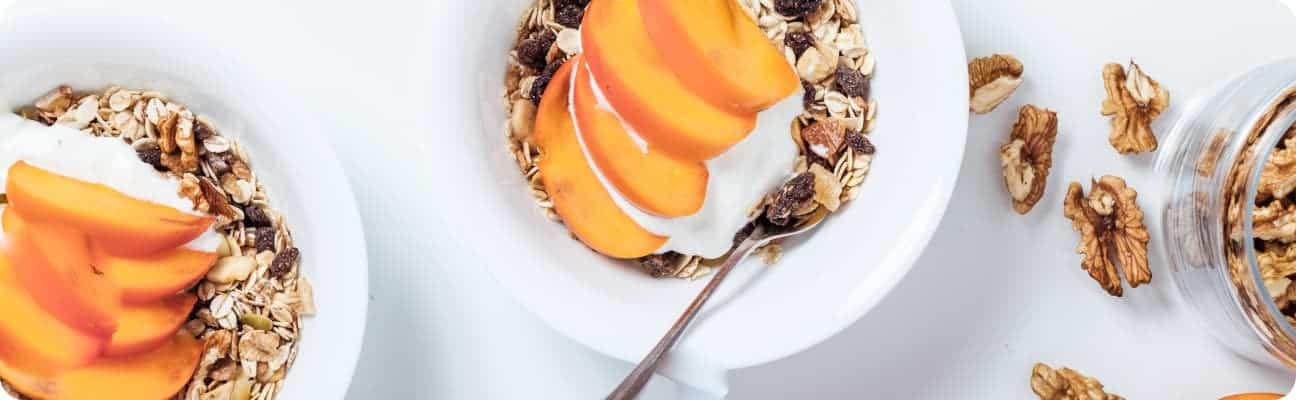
top-left (269, 247), bottom-right (299, 278)
top-left (801, 80), bottom-right (816, 109)
top-left (255, 227), bottom-right (277, 253)
top-left (530, 61), bottom-right (565, 105)
top-left (785, 31), bottom-right (815, 58)
top-left (136, 143), bottom-right (167, 172)
top-left (194, 119), bottom-right (217, 141)
top-left (245, 204), bottom-right (274, 227)
top-left (845, 132), bottom-right (875, 155)
top-left (555, 4), bottom-right (585, 28)
top-left (774, 0), bottom-right (821, 18)
top-left (834, 66), bottom-right (870, 99)
top-left (639, 252), bottom-right (682, 278)
top-left (517, 30), bottom-right (556, 71)
top-left (765, 172), bottom-right (816, 226)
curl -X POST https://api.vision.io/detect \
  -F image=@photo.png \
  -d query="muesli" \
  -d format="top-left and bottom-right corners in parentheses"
top-left (2, 86), bottom-right (313, 400)
top-left (503, 0), bottom-right (878, 278)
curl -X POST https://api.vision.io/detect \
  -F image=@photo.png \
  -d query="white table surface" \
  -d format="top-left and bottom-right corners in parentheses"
top-left (296, 0), bottom-right (1296, 398)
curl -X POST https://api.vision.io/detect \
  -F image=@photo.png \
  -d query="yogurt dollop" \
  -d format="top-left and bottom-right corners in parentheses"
top-left (0, 114), bottom-right (219, 252)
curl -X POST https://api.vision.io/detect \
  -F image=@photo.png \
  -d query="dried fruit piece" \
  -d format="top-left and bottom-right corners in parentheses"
top-left (639, 252), bottom-right (683, 278)
top-left (968, 54), bottom-right (1024, 114)
top-left (844, 132), bottom-right (875, 155)
top-left (517, 31), bottom-right (557, 71)
top-left (834, 66), bottom-right (870, 99)
top-left (808, 164), bottom-right (842, 211)
top-left (766, 172), bottom-right (816, 226)
top-left (1030, 363), bottom-right (1124, 400)
top-left (555, 3), bottom-right (585, 28)
top-left (1101, 60), bottom-right (1170, 154)
top-left (774, 0), bottom-right (822, 17)
top-left (785, 30), bottom-right (815, 58)
top-left (529, 61), bottom-right (565, 105)
top-left (244, 204), bottom-right (274, 227)
top-left (801, 120), bottom-right (846, 163)
top-left (269, 247), bottom-right (300, 277)
top-left (1000, 105), bottom-right (1058, 214)
top-left (254, 227), bottom-right (277, 253)
top-left (1061, 176), bottom-right (1150, 296)
top-left (135, 142), bottom-right (166, 172)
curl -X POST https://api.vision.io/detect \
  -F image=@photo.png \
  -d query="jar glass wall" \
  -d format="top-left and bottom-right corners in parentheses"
top-left (1160, 57), bottom-right (1296, 369)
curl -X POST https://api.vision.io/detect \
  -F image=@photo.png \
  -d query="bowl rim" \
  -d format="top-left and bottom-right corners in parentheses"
top-left (0, 3), bottom-right (370, 398)
top-left (469, 0), bottom-right (970, 370)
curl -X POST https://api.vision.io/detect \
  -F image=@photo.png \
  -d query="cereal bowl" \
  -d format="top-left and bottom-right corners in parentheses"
top-left (0, 2), bottom-right (367, 399)
top-left (422, 0), bottom-right (967, 393)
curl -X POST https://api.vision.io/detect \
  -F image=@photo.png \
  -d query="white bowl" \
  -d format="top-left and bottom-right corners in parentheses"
top-left (0, 2), bottom-right (369, 399)
top-left (426, 0), bottom-right (967, 392)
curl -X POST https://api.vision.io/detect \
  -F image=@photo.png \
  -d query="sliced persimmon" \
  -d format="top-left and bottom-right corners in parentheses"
top-left (0, 344), bottom-right (58, 400)
top-left (534, 57), bottom-right (667, 258)
top-left (639, 0), bottom-right (798, 112)
top-left (93, 244), bottom-right (216, 304)
top-left (106, 293), bottom-right (197, 357)
top-left (572, 60), bottom-right (708, 217)
top-left (7, 209), bottom-right (121, 337)
top-left (0, 254), bottom-right (103, 370)
top-left (61, 334), bottom-right (204, 400)
top-left (6, 161), bottom-right (215, 257)
top-left (583, 0), bottom-right (756, 161)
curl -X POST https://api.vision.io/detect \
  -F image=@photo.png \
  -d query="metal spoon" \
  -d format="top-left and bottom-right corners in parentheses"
top-left (606, 216), bottom-right (826, 400)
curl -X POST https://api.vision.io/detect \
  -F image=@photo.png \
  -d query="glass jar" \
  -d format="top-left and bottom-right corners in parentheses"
top-left (1160, 57), bottom-right (1296, 369)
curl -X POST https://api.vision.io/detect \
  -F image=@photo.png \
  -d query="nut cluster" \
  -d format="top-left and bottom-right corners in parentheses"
top-left (15, 86), bottom-right (312, 400)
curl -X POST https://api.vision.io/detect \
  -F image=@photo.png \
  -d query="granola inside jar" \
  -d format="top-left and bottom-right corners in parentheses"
top-left (1160, 57), bottom-right (1296, 369)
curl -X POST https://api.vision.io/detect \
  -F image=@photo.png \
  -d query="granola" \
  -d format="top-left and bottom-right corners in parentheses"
top-left (503, 0), bottom-right (878, 278)
top-left (8, 86), bottom-right (313, 400)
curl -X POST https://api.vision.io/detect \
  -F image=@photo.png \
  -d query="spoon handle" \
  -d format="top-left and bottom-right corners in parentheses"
top-left (606, 229), bottom-right (765, 400)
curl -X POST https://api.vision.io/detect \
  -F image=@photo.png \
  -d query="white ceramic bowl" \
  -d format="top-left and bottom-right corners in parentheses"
top-left (0, 2), bottom-right (369, 399)
top-left (431, 0), bottom-right (967, 392)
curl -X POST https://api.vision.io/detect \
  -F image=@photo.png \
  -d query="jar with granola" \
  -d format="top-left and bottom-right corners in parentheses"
top-left (1160, 57), bottom-right (1296, 369)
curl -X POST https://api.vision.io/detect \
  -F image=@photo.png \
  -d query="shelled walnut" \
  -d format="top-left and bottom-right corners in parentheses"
top-left (968, 54), bottom-right (1024, 114)
top-left (1062, 176), bottom-right (1151, 297)
top-left (1000, 105), bottom-right (1057, 214)
top-left (1101, 60), bottom-right (1170, 154)
top-left (1030, 363), bottom-right (1124, 400)
top-left (1260, 134), bottom-right (1296, 200)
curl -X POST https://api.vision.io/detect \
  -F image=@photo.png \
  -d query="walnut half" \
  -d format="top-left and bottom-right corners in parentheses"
top-left (1061, 176), bottom-right (1151, 297)
top-left (1001, 105), bottom-right (1058, 214)
top-left (1101, 60), bottom-right (1169, 154)
top-left (968, 54), bottom-right (1024, 114)
top-left (1030, 363), bottom-right (1124, 400)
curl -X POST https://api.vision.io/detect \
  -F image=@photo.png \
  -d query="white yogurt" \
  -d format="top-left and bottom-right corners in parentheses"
top-left (0, 114), bottom-right (218, 252)
top-left (571, 63), bottom-right (799, 258)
